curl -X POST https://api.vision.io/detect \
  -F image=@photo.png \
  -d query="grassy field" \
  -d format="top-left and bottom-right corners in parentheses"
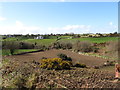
top-left (2, 36), bottom-right (118, 56)
top-left (60, 37), bottom-right (118, 43)
top-left (22, 39), bottom-right (56, 46)
top-left (20, 37), bottom-right (119, 46)
top-left (3, 36), bottom-right (118, 45)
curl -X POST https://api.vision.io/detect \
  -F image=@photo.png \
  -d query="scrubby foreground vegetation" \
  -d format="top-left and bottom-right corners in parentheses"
top-left (1, 33), bottom-right (120, 89)
top-left (1, 59), bottom-right (120, 89)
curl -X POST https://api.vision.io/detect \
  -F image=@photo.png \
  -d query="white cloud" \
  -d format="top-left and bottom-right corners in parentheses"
top-left (60, 0), bottom-right (65, 2)
top-left (0, 16), bottom-right (6, 21)
top-left (92, 22), bottom-right (118, 34)
top-left (0, 20), bottom-right (43, 35)
top-left (48, 24), bottom-right (91, 34)
top-left (62, 25), bottom-right (91, 30)
top-left (1, 24), bottom-right (90, 34)
top-left (16, 20), bottom-right (24, 27)
top-left (109, 22), bottom-right (113, 26)
top-left (0, 21), bottom-right (117, 34)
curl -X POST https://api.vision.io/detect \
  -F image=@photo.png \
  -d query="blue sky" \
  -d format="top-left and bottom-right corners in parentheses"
top-left (0, 2), bottom-right (118, 34)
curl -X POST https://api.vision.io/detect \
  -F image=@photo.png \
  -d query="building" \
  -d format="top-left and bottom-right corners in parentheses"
top-left (34, 36), bottom-right (44, 39)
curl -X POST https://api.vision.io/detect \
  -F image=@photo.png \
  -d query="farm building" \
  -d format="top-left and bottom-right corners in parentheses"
top-left (34, 36), bottom-right (44, 39)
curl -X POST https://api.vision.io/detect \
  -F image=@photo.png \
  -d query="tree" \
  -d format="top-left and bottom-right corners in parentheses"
top-left (114, 32), bottom-right (117, 34)
top-left (3, 41), bottom-right (20, 55)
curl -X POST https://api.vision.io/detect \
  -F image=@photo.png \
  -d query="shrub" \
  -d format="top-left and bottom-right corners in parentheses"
top-left (2, 41), bottom-right (20, 55)
top-left (41, 57), bottom-right (47, 59)
top-left (52, 42), bottom-right (61, 49)
top-left (60, 42), bottom-right (73, 49)
top-left (103, 60), bottom-right (115, 66)
top-left (19, 42), bottom-right (34, 49)
top-left (40, 58), bottom-right (72, 70)
top-left (73, 41), bottom-right (93, 52)
top-left (106, 41), bottom-right (120, 52)
top-left (59, 61), bottom-right (72, 70)
top-left (34, 44), bottom-right (47, 50)
top-left (105, 41), bottom-right (120, 58)
top-left (73, 63), bottom-right (86, 68)
top-left (57, 53), bottom-right (72, 61)
top-left (92, 47), bottom-right (99, 53)
top-left (50, 41), bottom-right (73, 50)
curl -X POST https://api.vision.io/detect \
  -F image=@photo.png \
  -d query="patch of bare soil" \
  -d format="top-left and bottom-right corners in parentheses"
top-left (35, 69), bottom-right (120, 88)
top-left (3, 49), bottom-right (112, 67)
top-left (2, 57), bottom-right (119, 88)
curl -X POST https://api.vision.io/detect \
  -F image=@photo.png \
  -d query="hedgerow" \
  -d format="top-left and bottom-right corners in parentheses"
top-left (73, 63), bottom-right (86, 68)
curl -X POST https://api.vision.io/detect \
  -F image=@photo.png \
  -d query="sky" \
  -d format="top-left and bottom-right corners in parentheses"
top-left (0, 1), bottom-right (118, 34)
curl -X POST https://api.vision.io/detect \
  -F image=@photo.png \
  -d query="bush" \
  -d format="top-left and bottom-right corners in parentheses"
top-left (19, 42), bottom-right (34, 49)
top-left (51, 42), bottom-right (61, 49)
top-left (92, 47), bottom-right (99, 53)
top-left (73, 63), bottom-right (86, 68)
top-left (34, 44), bottom-right (47, 50)
top-left (103, 60), bottom-right (115, 66)
top-left (41, 57), bottom-right (47, 59)
top-left (60, 42), bottom-right (73, 49)
top-left (57, 53), bottom-right (72, 61)
top-left (59, 61), bottom-right (72, 69)
top-left (73, 41), bottom-right (93, 52)
top-left (105, 41), bottom-right (120, 58)
top-left (106, 41), bottom-right (120, 52)
top-left (40, 58), bottom-right (72, 70)
top-left (50, 41), bottom-right (73, 50)
top-left (2, 41), bottom-right (20, 55)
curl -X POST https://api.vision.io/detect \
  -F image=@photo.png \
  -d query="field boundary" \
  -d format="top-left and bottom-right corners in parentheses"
top-left (13, 49), bottom-right (44, 55)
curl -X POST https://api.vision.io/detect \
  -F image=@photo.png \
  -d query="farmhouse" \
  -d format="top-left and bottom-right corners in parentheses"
top-left (67, 37), bottom-right (73, 39)
top-left (34, 36), bottom-right (44, 39)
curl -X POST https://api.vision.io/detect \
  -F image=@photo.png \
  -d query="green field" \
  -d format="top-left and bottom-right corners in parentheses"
top-left (3, 36), bottom-right (118, 46)
top-left (2, 36), bottom-right (118, 56)
top-left (22, 39), bottom-right (56, 46)
top-left (60, 37), bottom-right (118, 43)
top-left (22, 37), bottom-right (118, 45)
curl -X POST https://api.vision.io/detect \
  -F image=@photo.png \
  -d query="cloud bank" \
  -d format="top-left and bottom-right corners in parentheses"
top-left (0, 16), bottom-right (6, 21)
top-left (0, 20), bottom-right (117, 35)
top-left (0, 21), bottom-right (43, 35)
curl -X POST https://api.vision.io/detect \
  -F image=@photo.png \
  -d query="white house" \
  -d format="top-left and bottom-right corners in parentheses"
top-left (34, 36), bottom-right (44, 39)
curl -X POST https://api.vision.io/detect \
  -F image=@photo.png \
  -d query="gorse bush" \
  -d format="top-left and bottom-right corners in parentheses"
top-left (57, 53), bottom-right (72, 61)
top-left (40, 58), bottom-right (72, 70)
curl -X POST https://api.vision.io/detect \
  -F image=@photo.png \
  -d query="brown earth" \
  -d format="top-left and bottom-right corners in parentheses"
top-left (2, 49), bottom-right (120, 88)
top-left (3, 49), bottom-right (113, 67)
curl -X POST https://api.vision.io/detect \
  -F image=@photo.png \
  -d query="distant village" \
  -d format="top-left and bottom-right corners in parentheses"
top-left (2, 32), bottom-right (119, 40)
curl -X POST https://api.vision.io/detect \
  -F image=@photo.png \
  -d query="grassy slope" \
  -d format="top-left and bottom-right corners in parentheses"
top-left (20, 37), bottom-right (118, 46)
top-left (3, 36), bottom-right (118, 45)
top-left (2, 37), bottom-right (118, 56)
top-left (60, 37), bottom-right (118, 43)
top-left (22, 39), bottom-right (56, 46)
